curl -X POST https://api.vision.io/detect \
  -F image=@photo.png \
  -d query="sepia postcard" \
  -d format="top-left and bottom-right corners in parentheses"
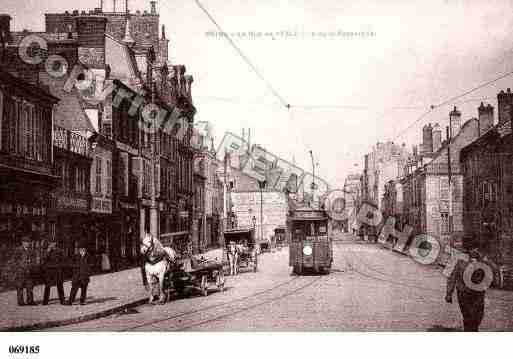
top-left (0, 2), bottom-right (512, 354)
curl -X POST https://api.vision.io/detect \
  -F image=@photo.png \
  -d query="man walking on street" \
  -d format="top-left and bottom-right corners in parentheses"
top-left (446, 248), bottom-right (491, 331)
top-left (67, 241), bottom-right (91, 305)
top-left (42, 241), bottom-right (66, 305)
top-left (13, 234), bottom-right (37, 306)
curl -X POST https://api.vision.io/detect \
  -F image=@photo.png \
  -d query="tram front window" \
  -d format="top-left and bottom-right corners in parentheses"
top-left (318, 222), bottom-right (327, 235)
top-left (292, 223), bottom-right (306, 242)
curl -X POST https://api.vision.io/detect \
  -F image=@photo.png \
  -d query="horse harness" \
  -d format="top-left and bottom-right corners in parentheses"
top-left (142, 237), bottom-right (168, 265)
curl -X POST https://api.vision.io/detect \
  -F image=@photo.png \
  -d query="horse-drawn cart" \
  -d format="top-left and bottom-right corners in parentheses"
top-left (142, 233), bottom-right (225, 303)
top-left (165, 257), bottom-right (225, 297)
top-left (274, 226), bottom-right (287, 250)
top-left (224, 228), bottom-right (258, 274)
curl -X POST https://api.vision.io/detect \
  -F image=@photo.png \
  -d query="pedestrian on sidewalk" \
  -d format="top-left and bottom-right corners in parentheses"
top-left (13, 234), bottom-right (37, 306)
top-left (100, 247), bottom-right (111, 273)
top-left (445, 248), bottom-right (490, 331)
top-left (42, 240), bottom-right (66, 305)
top-left (67, 241), bottom-right (91, 305)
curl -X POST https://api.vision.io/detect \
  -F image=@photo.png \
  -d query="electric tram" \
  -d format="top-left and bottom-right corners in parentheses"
top-left (288, 207), bottom-right (332, 274)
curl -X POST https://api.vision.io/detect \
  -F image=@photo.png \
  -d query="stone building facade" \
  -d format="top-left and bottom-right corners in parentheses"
top-left (401, 107), bottom-right (479, 257)
top-left (460, 93), bottom-right (513, 287)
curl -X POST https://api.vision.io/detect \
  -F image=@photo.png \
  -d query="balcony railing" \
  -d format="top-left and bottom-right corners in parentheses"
top-left (424, 162), bottom-right (461, 175)
top-left (53, 125), bottom-right (89, 157)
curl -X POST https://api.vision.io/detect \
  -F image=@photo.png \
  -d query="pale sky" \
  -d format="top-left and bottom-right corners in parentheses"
top-left (4, 0), bottom-right (513, 187)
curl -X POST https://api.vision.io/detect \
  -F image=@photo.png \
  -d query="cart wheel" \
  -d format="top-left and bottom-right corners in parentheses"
top-left (216, 271), bottom-right (225, 292)
top-left (200, 275), bottom-right (208, 296)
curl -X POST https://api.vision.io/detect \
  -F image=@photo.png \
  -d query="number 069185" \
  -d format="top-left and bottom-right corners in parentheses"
top-left (8, 345), bottom-right (40, 354)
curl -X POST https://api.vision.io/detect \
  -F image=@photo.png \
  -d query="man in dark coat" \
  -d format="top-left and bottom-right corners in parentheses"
top-left (42, 241), bottom-right (66, 305)
top-left (66, 241), bottom-right (91, 305)
top-left (446, 248), bottom-right (493, 331)
top-left (13, 235), bottom-right (37, 306)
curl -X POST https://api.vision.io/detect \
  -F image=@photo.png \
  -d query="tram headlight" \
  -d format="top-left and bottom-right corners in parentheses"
top-left (303, 245), bottom-right (312, 256)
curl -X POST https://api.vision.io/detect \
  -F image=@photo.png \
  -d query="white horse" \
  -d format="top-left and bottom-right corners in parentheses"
top-left (227, 242), bottom-right (247, 276)
top-left (140, 234), bottom-right (177, 304)
top-left (227, 241), bottom-right (240, 276)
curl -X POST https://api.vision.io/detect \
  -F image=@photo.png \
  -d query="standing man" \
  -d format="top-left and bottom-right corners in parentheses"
top-left (42, 241), bottom-right (66, 305)
top-left (446, 248), bottom-right (491, 331)
top-left (67, 241), bottom-right (91, 305)
top-left (13, 234), bottom-right (37, 306)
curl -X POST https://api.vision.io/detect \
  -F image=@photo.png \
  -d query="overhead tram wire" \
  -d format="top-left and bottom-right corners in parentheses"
top-left (194, 0), bottom-right (290, 110)
top-left (392, 68), bottom-right (513, 141)
top-left (434, 68), bottom-right (513, 109)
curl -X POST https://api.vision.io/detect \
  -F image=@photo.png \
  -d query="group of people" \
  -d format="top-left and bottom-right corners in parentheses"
top-left (13, 235), bottom-right (91, 306)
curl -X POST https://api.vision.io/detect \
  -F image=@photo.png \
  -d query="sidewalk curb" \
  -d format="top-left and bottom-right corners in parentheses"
top-left (2, 297), bottom-right (149, 332)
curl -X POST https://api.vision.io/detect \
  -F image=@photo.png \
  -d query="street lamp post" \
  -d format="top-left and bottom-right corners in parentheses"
top-left (258, 180), bottom-right (266, 244)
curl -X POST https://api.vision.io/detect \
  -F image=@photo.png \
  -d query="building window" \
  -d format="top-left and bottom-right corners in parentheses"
top-left (95, 157), bottom-right (102, 193)
top-left (440, 212), bottom-right (449, 234)
top-left (440, 178), bottom-right (449, 200)
top-left (143, 160), bottom-right (151, 196)
top-left (106, 159), bottom-right (112, 195)
top-left (75, 166), bottom-right (87, 193)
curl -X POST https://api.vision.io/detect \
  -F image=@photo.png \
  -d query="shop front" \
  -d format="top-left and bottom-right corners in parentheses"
top-left (49, 190), bottom-right (90, 258)
top-left (89, 195), bottom-right (113, 271)
top-left (0, 183), bottom-right (54, 265)
top-left (118, 201), bottom-right (139, 268)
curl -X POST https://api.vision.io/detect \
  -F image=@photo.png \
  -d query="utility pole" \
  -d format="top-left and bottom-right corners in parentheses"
top-left (258, 180), bottom-right (266, 244)
top-left (149, 82), bottom-right (159, 239)
top-left (221, 150), bottom-right (228, 263)
top-left (446, 125), bottom-right (453, 257)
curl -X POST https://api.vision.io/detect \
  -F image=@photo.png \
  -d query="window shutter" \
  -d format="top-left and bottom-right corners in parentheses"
top-left (132, 156), bottom-right (143, 199)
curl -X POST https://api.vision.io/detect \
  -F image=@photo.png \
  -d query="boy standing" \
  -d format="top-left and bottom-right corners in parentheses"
top-left (67, 241), bottom-right (91, 305)
top-left (14, 234), bottom-right (37, 306)
top-left (42, 241), bottom-right (66, 305)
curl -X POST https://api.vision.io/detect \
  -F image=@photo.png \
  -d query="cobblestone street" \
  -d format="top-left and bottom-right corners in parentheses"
top-left (51, 240), bottom-right (513, 331)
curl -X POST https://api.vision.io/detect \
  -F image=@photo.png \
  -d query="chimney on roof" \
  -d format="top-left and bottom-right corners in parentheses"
top-left (150, 1), bottom-right (157, 15)
top-left (497, 89), bottom-right (513, 126)
top-left (0, 14), bottom-right (12, 44)
top-left (432, 123), bottom-right (442, 152)
top-left (449, 106), bottom-right (461, 138)
top-left (478, 102), bottom-right (494, 135)
top-left (422, 123), bottom-right (433, 154)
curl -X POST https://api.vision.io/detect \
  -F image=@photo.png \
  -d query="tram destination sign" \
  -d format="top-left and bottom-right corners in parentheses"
top-left (292, 211), bottom-right (325, 219)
